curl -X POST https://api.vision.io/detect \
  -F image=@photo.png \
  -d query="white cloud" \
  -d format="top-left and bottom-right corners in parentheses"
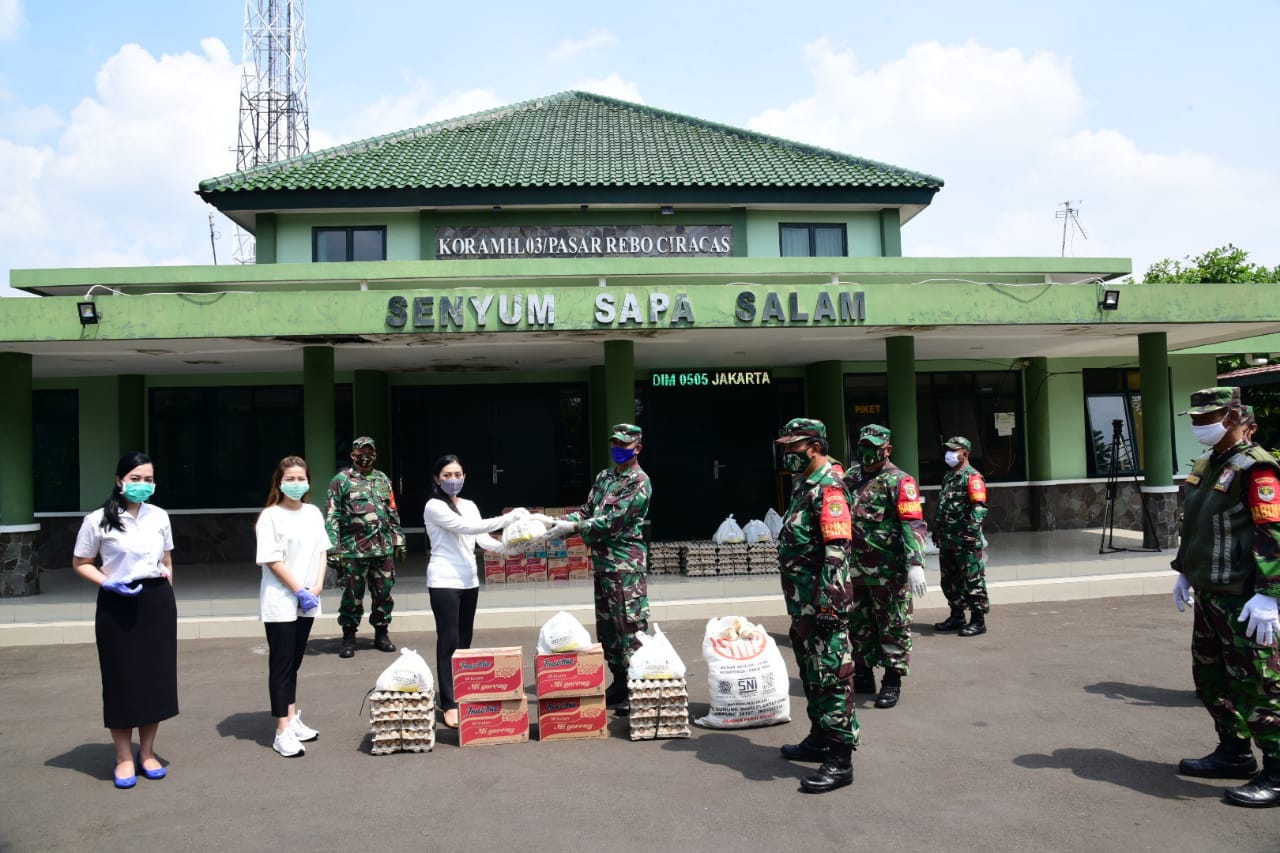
top-left (748, 37), bottom-right (1280, 276)
top-left (0, 0), bottom-right (22, 40)
top-left (326, 79), bottom-right (503, 145)
top-left (570, 73), bottom-right (643, 104)
top-left (550, 30), bottom-right (617, 60)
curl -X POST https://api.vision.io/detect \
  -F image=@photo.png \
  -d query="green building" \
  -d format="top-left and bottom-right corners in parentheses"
top-left (3, 91), bottom-right (1278, 594)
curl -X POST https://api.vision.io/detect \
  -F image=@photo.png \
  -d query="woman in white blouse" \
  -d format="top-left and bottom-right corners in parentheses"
top-left (423, 454), bottom-right (525, 728)
top-left (255, 455), bottom-right (332, 758)
top-left (72, 452), bottom-right (177, 789)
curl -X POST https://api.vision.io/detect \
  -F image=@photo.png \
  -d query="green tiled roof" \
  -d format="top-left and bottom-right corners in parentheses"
top-left (199, 91), bottom-right (943, 194)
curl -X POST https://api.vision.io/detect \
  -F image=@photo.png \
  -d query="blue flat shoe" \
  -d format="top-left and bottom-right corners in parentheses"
top-left (114, 771), bottom-right (136, 789)
top-left (136, 752), bottom-right (166, 781)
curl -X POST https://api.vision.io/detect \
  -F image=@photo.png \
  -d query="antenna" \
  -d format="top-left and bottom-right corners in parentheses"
top-left (1055, 200), bottom-right (1087, 257)
top-left (208, 212), bottom-right (221, 264)
top-left (231, 0), bottom-right (310, 264)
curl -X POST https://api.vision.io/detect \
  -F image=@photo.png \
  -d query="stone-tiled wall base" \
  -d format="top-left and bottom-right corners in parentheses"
top-left (1, 532), bottom-right (39, 597)
top-left (36, 512), bottom-right (263, 569)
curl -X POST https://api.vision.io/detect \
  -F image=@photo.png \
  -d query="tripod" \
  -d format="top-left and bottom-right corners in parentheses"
top-left (1099, 418), bottom-right (1161, 554)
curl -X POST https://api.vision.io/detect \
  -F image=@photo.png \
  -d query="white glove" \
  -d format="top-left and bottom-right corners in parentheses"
top-left (546, 520), bottom-right (577, 540)
top-left (1238, 593), bottom-right (1280, 646)
top-left (907, 565), bottom-right (928, 599)
top-left (527, 512), bottom-right (557, 526)
top-left (1172, 574), bottom-right (1193, 612)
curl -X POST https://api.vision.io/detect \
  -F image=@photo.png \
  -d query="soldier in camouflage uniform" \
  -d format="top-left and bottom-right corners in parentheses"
top-left (1171, 387), bottom-right (1280, 808)
top-left (774, 418), bottom-right (858, 794)
top-left (556, 424), bottom-right (651, 716)
top-left (932, 436), bottom-right (990, 637)
top-left (843, 424), bottom-right (929, 709)
top-left (324, 437), bottom-right (406, 659)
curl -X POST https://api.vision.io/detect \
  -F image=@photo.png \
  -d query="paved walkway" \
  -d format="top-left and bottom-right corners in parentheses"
top-left (1, 528), bottom-right (1175, 646)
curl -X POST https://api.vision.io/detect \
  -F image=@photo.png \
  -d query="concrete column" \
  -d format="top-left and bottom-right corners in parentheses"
top-left (353, 370), bottom-right (391, 474)
top-left (0, 353), bottom-right (39, 596)
top-left (603, 338), bottom-right (635, 424)
top-left (1025, 357), bottom-right (1051, 482)
top-left (255, 213), bottom-right (277, 264)
top-left (1139, 332), bottom-right (1177, 548)
top-left (885, 336), bottom-right (918, 476)
top-left (805, 360), bottom-right (848, 463)
top-left (303, 346), bottom-right (336, 508)
top-left (117, 374), bottom-right (145, 454)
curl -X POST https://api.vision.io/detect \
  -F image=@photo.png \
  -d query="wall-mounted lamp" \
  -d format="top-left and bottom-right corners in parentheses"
top-left (660, 205), bottom-right (674, 215)
top-left (77, 301), bottom-right (100, 325)
top-left (1098, 289), bottom-right (1120, 311)
top-left (491, 205), bottom-right (502, 212)
top-left (1245, 353), bottom-right (1271, 367)
top-left (580, 204), bottom-right (589, 212)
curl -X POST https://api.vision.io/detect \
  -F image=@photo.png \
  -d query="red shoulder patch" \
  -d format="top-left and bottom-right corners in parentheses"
top-left (896, 476), bottom-right (923, 520)
top-left (967, 473), bottom-right (987, 503)
top-left (1249, 470), bottom-right (1280, 523)
top-left (819, 485), bottom-right (851, 542)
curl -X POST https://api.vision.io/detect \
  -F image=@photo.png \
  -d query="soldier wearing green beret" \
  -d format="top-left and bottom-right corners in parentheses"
top-left (1171, 387), bottom-right (1280, 807)
top-left (932, 436), bottom-right (990, 637)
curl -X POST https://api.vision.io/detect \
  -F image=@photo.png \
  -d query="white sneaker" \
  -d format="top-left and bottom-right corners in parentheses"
top-left (273, 728), bottom-right (306, 757)
top-left (290, 711), bottom-right (319, 742)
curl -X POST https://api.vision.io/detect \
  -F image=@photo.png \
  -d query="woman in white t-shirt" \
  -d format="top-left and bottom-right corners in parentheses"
top-left (423, 454), bottom-right (525, 728)
top-left (255, 455), bottom-right (333, 758)
top-left (72, 451), bottom-right (177, 789)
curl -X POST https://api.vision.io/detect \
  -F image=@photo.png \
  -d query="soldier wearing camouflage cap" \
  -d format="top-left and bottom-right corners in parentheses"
top-left (773, 417), bottom-right (858, 792)
top-left (1171, 387), bottom-right (1280, 807)
top-left (551, 423), bottom-right (651, 715)
top-left (324, 436), bottom-right (406, 658)
top-left (932, 436), bottom-right (990, 637)
top-left (842, 424), bottom-right (929, 709)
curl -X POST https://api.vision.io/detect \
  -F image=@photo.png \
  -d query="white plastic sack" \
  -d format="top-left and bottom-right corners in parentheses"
top-left (374, 647), bottom-right (435, 693)
top-left (694, 616), bottom-right (790, 729)
top-left (742, 518), bottom-right (772, 543)
top-left (712, 514), bottom-right (746, 545)
top-left (537, 610), bottom-right (592, 654)
top-left (763, 508), bottom-right (784, 540)
top-left (627, 623), bottom-right (687, 680)
top-left (500, 516), bottom-right (550, 555)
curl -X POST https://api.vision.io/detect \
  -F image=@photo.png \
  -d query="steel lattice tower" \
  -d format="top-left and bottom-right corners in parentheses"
top-left (232, 0), bottom-right (309, 264)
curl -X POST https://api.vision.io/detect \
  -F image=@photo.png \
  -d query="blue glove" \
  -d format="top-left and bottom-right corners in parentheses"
top-left (296, 589), bottom-right (321, 611)
top-left (103, 579), bottom-right (142, 596)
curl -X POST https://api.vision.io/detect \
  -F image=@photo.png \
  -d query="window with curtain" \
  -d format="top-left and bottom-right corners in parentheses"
top-left (779, 224), bottom-right (846, 257)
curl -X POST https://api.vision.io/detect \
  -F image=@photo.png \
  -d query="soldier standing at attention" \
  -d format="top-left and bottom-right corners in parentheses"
top-left (549, 424), bottom-right (651, 716)
top-left (325, 437), bottom-right (406, 659)
top-left (843, 424), bottom-right (929, 709)
top-left (932, 436), bottom-right (990, 637)
top-left (1171, 387), bottom-right (1280, 808)
top-left (774, 418), bottom-right (858, 794)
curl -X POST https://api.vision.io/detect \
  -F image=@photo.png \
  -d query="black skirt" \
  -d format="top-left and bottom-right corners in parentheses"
top-left (95, 577), bottom-right (179, 729)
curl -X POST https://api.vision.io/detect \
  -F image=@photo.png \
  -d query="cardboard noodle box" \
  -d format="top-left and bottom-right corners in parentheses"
top-left (537, 695), bottom-right (608, 741)
top-left (534, 644), bottom-right (606, 698)
top-left (459, 697), bottom-right (530, 747)
top-left (452, 647), bottom-right (525, 701)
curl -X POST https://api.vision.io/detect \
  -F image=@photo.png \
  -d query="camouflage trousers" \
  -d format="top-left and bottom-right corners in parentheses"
top-left (1192, 589), bottom-right (1280, 757)
top-left (849, 579), bottom-right (912, 675)
top-left (594, 570), bottom-right (650, 675)
top-left (939, 545), bottom-right (989, 613)
top-left (789, 614), bottom-right (860, 747)
top-left (337, 555), bottom-right (396, 631)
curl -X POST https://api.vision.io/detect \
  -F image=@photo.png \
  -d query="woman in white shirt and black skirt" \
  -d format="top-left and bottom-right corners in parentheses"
top-left (72, 452), bottom-right (177, 789)
top-left (423, 454), bottom-right (525, 728)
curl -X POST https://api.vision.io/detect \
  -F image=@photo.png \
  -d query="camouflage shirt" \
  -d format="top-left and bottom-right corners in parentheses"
top-left (324, 467), bottom-right (405, 558)
top-left (935, 463), bottom-right (988, 548)
top-left (843, 461), bottom-right (927, 583)
top-left (567, 464), bottom-right (651, 574)
top-left (777, 460), bottom-right (853, 617)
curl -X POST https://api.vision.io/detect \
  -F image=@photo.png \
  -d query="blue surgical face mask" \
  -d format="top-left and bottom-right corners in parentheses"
top-left (944, 451), bottom-right (961, 468)
top-left (611, 446), bottom-right (638, 464)
top-left (122, 481), bottom-right (155, 503)
top-left (440, 477), bottom-right (465, 496)
top-left (280, 481), bottom-right (309, 500)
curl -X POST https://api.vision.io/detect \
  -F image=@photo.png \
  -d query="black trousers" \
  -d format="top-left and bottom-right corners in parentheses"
top-left (264, 617), bottom-right (314, 718)
top-left (429, 587), bottom-right (478, 710)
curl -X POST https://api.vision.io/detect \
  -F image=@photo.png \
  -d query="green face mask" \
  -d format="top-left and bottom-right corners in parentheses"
top-left (857, 445), bottom-right (883, 467)
top-left (782, 449), bottom-right (809, 473)
top-left (280, 481), bottom-right (310, 500)
top-left (122, 481), bottom-right (155, 503)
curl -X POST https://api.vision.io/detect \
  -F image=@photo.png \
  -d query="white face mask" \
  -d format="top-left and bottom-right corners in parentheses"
top-left (944, 451), bottom-right (961, 467)
top-left (1192, 421), bottom-right (1229, 446)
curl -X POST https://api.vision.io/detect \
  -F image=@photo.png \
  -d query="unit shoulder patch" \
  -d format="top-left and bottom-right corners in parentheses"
top-left (896, 476), bottom-right (924, 520)
top-left (967, 473), bottom-right (987, 503)
top-left (819, 485), bottom-right (851, 542)
top-left (1248, 469), bottom-right (1280, 524)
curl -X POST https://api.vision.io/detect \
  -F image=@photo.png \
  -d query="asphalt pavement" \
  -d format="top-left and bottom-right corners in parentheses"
top-left (1, 595), bottom-right (1276, 853)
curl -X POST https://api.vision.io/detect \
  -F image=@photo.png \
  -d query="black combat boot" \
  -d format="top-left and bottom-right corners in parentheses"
top-left (604, 671), bottom-right (629, 707)
top-left (852, 666), bottom-right (876, 695)
top-left (1225, 755), bottom-right (1280, 808)
top-left (959, 611), bottom-right (987, 637)
top-left (933, 607), bottom-right (966, 632)
top-left (800, 743), bottom-right (853, 793)
top-left (373, 625), bottom-right (396, 653)
top-left (1177, 734), bottom-right (1258, 779)
top-left (339, 629), bottom-right (356, 659)
top-left (875, 670), bottom-right (902, 708)
top-left (781, 732), bottom-right (833, 763)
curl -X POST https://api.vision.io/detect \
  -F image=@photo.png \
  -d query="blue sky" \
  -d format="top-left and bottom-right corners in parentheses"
top-left (1, 0), bottom-right (1277, 295)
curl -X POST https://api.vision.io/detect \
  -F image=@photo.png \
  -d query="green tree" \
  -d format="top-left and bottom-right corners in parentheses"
top-left (1142, 244), bottom-right (1280, 283)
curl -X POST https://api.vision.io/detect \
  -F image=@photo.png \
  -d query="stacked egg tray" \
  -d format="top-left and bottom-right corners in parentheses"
top-left (745, 540), bottom-right (780, 574)
top-left (369, 690), bottom-right (436, 755)
top-left (648, 541), bottom-right (685, 575)
top-left (627, 678), bottom-right (691, 741)
top-left (683, 541), bottom-right (718, 577)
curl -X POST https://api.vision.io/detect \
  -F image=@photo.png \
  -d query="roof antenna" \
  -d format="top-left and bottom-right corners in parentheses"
top-left (1055, 200), bottom-right (1087, 256)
